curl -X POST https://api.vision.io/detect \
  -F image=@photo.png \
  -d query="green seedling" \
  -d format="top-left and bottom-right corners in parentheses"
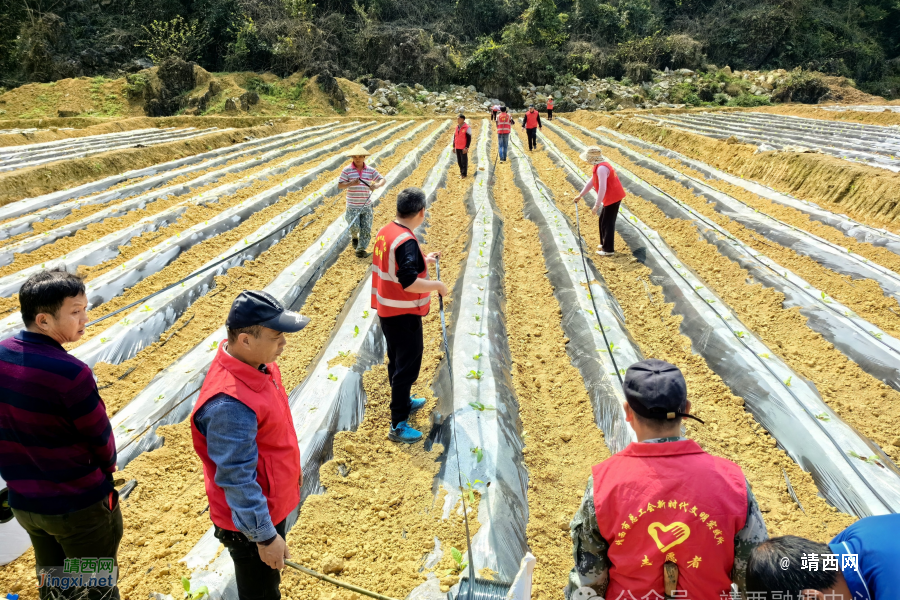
top-left (784, 376), bottom-right (792, 387)
top-left (100, 337), bottom-right (111, 344)
top-left (473, 353), bottom-right (482, 360)
top-left (182, 577), bottom-right (209, 600)
top-left (450, 547), bottom-right (468, 574)
top-left (871, 331), bottom-right (883, 340)
top-left (734, 331), bottom-right (745, 339)
top-left (462, 475), bottom-right (484, 504)
top-left (466, 370), bottom-right (484, 380)
top-left (468, 401), bottom-right (495, 411)
top-left (338, 350), bottom-right (350, 357)
top-left (469, 332), bottom-right (486, 338)
top-left (476, 297), bottom-right (483, 305)
top-left (471, 447), bottom-right (484, 463)
top-left (362, 310), bottom-right (369, 318)
top-left (140, 305), bottom-right (153, 312)
top-left (353, 325), bottom-right (359, 338)
top-left (849, 451), bottom-right (884, 468)
top-left (706, 299), bottom-right (716, 304)
top-left (474, 315), bottom-right (481, 322)
top-left (155, 394), bottom-right (165, 402)
top-left (208, 341), bottom-right (219, 352)
top-left (120, 318), bottom-right (131, 326)
top-left (758, 353), bottom-right (770, 359)
top-left (815, 412), bottom-right (831, 422)
top-left (328, 374), bottom-right (338, 381)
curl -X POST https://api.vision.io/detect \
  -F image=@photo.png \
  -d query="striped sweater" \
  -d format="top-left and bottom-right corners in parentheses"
top-left (338, 162), bottom-right (383, 207)
top-left (0, 331), bottom-right (116, 514)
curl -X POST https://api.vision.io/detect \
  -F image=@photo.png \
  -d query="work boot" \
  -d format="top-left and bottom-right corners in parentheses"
top-left (409, 395), bottom-right (426, 413)
top-left (351, 237), bottom-right (358, 249)
top-left (389, 421), bottom-right (423, 444)
top-left (356, 248), bottom-right (371, 258)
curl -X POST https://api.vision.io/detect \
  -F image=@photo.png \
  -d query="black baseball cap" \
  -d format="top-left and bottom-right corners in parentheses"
top-left (226, 290), bottom-right (310, 333)
top-left (623, 359), bottom-right (704, 424)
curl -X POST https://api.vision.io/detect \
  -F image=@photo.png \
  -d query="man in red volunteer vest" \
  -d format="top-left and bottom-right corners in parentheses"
top-left (454, 114), bottom-right (472, 179)
top-left (521, 104), bottom-right (542, 151)
top-left (372, 187), bottom-right (448, 443)
top-left (496, 106), bottom-right (512, 162)
top-left (191, 291), bottom-right (309, 600)
top-left (566, 359), bottom-right (768, 600)
top-left (546, 96), bottom-right (555, 120)
top-left (573, 146), bottom-right (627, 256)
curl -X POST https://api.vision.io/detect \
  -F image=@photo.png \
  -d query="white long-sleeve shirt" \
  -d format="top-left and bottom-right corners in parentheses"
top-left (578, 164), bottom-right (609, 205)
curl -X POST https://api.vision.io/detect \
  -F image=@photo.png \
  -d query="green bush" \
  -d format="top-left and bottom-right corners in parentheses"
top-left (713, 92), bottom-right (731, 105)
top-left (124, 73), bottom-right (150, 99)
top-left (771, 69), bottom-right (830, 103)
top-left (136, 16), bottom-right (205, 64)
top-left (727, 93), bottom-right (772, 107)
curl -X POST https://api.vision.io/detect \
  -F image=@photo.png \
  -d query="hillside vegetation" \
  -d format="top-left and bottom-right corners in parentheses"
top-left (1, 0), bottom-right (898, 104)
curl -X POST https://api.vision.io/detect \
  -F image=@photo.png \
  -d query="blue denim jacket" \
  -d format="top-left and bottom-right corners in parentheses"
top-left (194, 392), bottom-right (277, 543)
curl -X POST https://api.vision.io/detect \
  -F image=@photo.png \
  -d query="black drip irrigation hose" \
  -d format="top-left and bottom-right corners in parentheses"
top-left (544, 132), bottom-right (899, 514)
top-left (435, 259), bottom-right (477, 600)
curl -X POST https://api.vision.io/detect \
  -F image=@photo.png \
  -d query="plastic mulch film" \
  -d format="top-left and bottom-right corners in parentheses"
top-left (0, 121), bottom-right (395, 298)
top-left (0, 125), bottom-right (337, 223)
top-left (0, 127), bottom-right (163, 156)
top-left (422, 120), bottom-right (530, 585)
top-left (70, 120), bottom-right (437, 368)
top-left (561, 121), bottom-right (900, 392)
top-left (541, 129), bottom-right (900, 517)
top-left (176, 141), bottom-right (458, 600)
top-left (0, 121), bottom-right (373, 263)
top-left (0, 123), bottom-right (341, 240)
top-left (0, 474), bottom-right (30, 565)
top-left (637, 114), bottom-right (900, 172)
top-left (0, 127), bottom-right (224, 173)
top-left (584, 121), bottom-right (900, 257)
top-left (110, 120), bottom-right (447, 469)
top-left (507, 131), bottom-right (639, 453)
top-left (549, 121), bottom-right (900, 305)
top-left (731, 112), bottom-right (900, 147)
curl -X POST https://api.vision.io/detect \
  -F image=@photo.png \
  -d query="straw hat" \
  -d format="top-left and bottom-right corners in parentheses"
top-left (579, 146), bottom-right (606, 164)
top-left (346, 144), bottom-right (371, 157)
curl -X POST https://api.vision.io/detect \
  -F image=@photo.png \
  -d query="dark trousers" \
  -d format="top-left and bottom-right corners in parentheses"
top-left (547, 109), bottom-right (553, 120)
top-left (381, 313), bottom-right (424, 427)
top-left (525, 127), bottom-right (538, 151)
top-left (215, 519), bottom-right (288, 600)
top-left (14, 493), bottom-right (123, 600)
top-left (455, 148), bottom-right (468, 177)
top-left (599, 201), bottom-right (621, 252)
top-left (491, 111), bottom-right (497, 121)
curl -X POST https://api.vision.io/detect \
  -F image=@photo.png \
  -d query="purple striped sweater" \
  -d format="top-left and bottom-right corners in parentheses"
top-left (0, 331), bottom-right (116, 514)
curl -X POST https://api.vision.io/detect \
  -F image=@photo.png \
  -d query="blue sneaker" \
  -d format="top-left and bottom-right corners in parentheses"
top-left (409, 395), bottom-right (426, 413)
top-left (389, 421), bottom-right (423, 444)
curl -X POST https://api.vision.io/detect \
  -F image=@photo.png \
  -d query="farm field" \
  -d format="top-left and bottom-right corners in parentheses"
top-left (1, 109), bottom-right (899, 600)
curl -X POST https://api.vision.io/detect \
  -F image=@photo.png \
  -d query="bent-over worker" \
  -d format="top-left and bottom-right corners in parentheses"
top-left (565, 359), bottom-right (768, 600)
top-left (573, 146), bottom-right (626, 256)
top-left (191, 291), bottom-right (310, 600)
top-left (747, 515), bottom-right (900, 600)
top-left (454, 114), bottom-right (472, 178)
top-left (338, 144), bottom-right (386, 258)
top-left (372, 187), bottom-right (448, 444)
top-left (0, 269), bottom-right (121, 600)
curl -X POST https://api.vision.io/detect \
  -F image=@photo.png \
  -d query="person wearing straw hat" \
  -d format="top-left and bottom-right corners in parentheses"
top-left (573, 146), bottom-right (626, 256)
top-left (338, 144), bottom-right (386, 258)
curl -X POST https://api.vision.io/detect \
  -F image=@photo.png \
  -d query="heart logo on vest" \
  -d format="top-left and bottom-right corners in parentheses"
top-left (647, 522), bottom-right (691, 553)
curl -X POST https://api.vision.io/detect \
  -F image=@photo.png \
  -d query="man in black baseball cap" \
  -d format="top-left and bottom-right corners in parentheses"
top-left (565, 359), bottom-right (768, 600)
top-left (190, 291), bottom-right (309, 600)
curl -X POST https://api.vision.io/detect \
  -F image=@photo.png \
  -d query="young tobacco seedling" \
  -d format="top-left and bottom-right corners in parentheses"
top-left (182, 577), bottom-right (209, 600)
top-left (328, 374), bottom-right (338, 381)
top-left (353, 325), bottom-right (360, 338)
top-left (466, 370), bottom-right (484, 380)
top-left (208, 341), bottom-right (219, 352)
top-left (473, 353), bottom-right (481, 360)
top-left (462, 475), bottom-right (484, 504)
top-left (471, 447), bottom-right (484, 463)
top-left (450, 547), bottom-right (468, 574)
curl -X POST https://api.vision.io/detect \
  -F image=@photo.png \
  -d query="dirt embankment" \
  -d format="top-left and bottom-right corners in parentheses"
top-left (571, 113), bottom-right (900, 228)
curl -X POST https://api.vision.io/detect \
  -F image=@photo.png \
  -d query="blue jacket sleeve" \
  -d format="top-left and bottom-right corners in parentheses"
top-left (194, 394), bottom-right (277, 543)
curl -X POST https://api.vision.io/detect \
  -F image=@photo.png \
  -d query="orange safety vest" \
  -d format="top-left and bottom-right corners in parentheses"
top-left (496, 112), bottom-right (512, 135)
top-left (371, 222), bottom-right (431, 318)
top-left (524, 110), bottom-right (540, 129)
top-left (547, 98), bottom-right (554, 110)
top-left (191, 344), bottom-right (301, 532)
top-left (454, 123), bottom-right (471, 150)
top-left (592, 440), bottom-right (747, 599)
top-left (593, 161), bottom-right (627, 207)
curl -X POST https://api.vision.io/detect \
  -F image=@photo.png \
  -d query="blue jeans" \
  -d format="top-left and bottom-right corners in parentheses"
top-left (497, 133), bottom-right (509, 161)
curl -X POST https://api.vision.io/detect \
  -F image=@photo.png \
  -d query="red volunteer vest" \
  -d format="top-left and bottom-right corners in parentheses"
top-left (593, 440), bottom-right (747, 599)
top-left (593, 161), bottom-right (627, 207)
top-left (191, 344), bottom-right (301, 532)
top-left (496, 113), bottom-right (512, 135)
top-left (454, 123), bottom-right (470, 150)
top-left (525, 110), bottom-right (540, 128)
top-left (371, 222), bottom-right (431, 318)
top-left (546, 98), bottom-right (554, 110)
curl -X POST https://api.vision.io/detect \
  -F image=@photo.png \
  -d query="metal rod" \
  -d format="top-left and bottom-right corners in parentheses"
top-left (284, 560), bottom-right (400, 600)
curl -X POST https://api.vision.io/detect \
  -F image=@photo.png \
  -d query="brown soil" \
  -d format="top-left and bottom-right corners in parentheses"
top-left (755, 104), bottom-right (900, 127)
top-left (548, 126), bottom-right (900, 466)
top-left (571, 113), bottom-right (900, 228)
top-left (0, 77), bottom-right (140, 120)
top-left (530, 129), bottom-right (855, 541)
top-left (492, 141), bottom-right (611, 596)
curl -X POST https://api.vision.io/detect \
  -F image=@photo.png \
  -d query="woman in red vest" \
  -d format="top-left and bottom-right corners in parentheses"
top-left (191, 291), bottom-right (309, 600)
top-left (521, 105), bottom-right (542, 151)
top-left (565, 359), bottom-right (768, 600)
top-left (453, 114), bottom-right (472, 178)
top-left (546, 96), bottom-right (554, 120)
top-left (496, 106), bottom-right (512, 162)
top-left (573, 146), bottom-right (627, 256)
top-left (372, 188), bottom-right (448, 443)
